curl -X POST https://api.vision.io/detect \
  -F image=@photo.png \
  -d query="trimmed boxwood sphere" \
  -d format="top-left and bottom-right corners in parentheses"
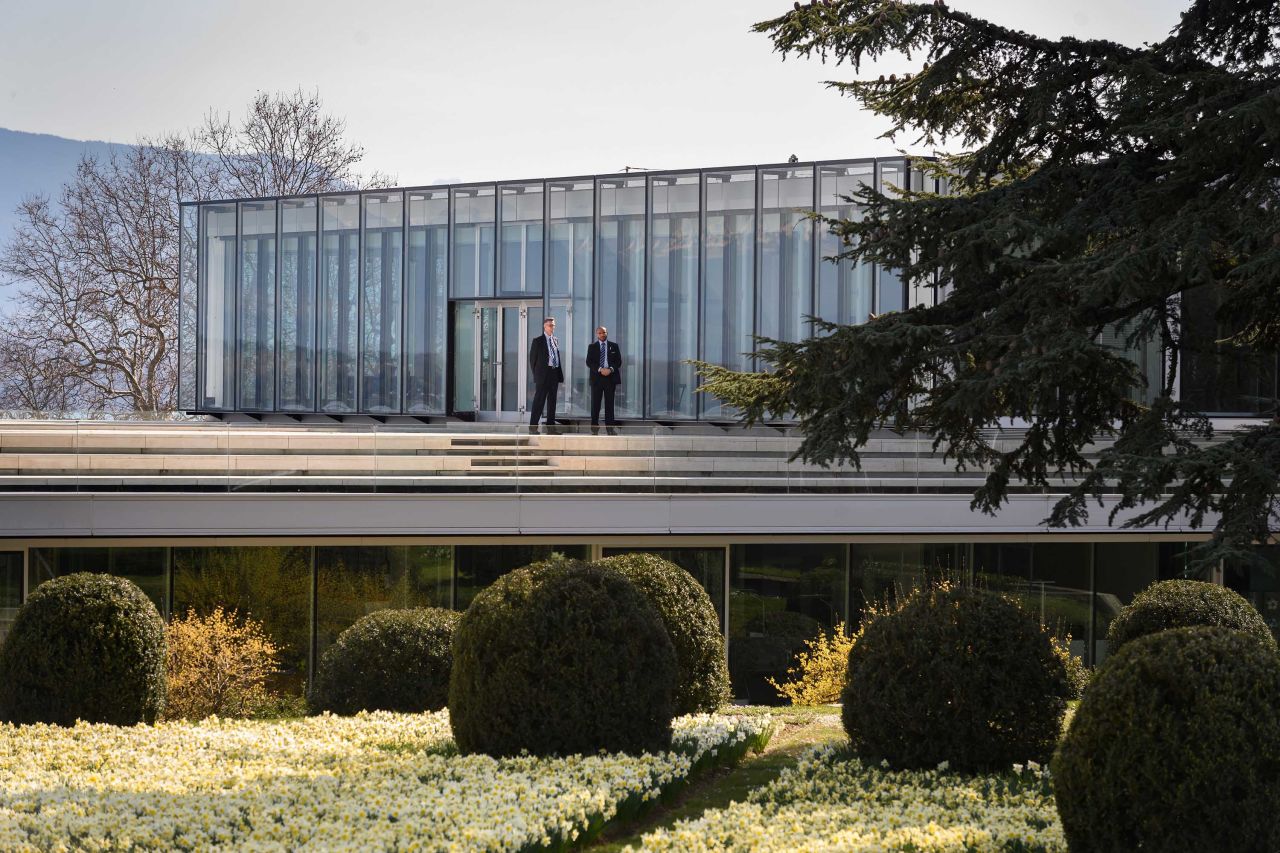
top-left (1106, 578), bottom-right (1277, 654)
top-left (595, 553), bottom-right (730, 714)
top-left (841, 584), bottom-right (1071, 772)
top-left (310, 607), bottom-right (460, 715)
top-left (1053, 627), bottom-right (1280, 852)
top-left (0, 573), bottom-right (166, 725)
top-left (449, 560), bottom-right (677, 757)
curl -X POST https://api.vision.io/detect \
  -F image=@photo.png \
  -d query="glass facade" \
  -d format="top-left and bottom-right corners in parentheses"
top-left (315, 545), bottom-right (451, 655)
top-left (0, 552), bottom-right (23, 643)
top-left (1180, 283), bottom-right (1279, 414)
top-left (179, 157), bottom-right (1077, 421)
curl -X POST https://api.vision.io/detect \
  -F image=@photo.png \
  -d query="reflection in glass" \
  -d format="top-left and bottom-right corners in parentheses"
top-left (280, 199), bottom-right (317, 411)
top-left (759, 168), bottom-right (813, 344)
top-left (361, 193), bottom-right (403, 412)
top-left (200, 204), bottom-right (237, 409)
top-left (597, 177), bottom-right (645, 418)
top-left (648, 175), bottom-right (699, 419)
top-left (178, 205), bottom-right (198, 410)
top-left (974, 543), bottom-right (1091, 665)
top-left (1225, 545), bottom-right (1280, 645)
top-left (729, 543), bottom-right (846, 703)
top-left (315, 545), bottom-right (451, 656)
top-left (877, 161), bottom-right (907, 313)
top-left (547, 181), bottom-right (594, 416)
top-left (703, 171), bottom-right (755, 417)
top-left (454, 544), bottom-right (590, 610)
top-left (406, 191), bottom-right (449, 413)
top-left (238, 201), bottom-right (276, 410)
top-left (499, 184), bottom-right (543, 296)
top-left (452, 187), bottom-right (495, 298)
top-left (1180, 283), bottom-right (1278, 414)
top-left (320, 196), bottom-right (359, 412)
top-left (28, 547), bottom-right (169, 617)
top-left (817, 162), bottom-right (874, 326)
top-left (172, 546), bottom-right (311, 688)
top-left (849, 542), bottom-right (961, 627)
top-left (453, 302), bottom-right (476, 411)
top-left (603, 547), bottom-right (726, 633)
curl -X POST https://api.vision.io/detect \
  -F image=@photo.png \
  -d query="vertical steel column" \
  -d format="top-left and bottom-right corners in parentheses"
top-left (696, 171), bottom-right (706, 419)
top-left (273, 202), bottom-right (283, 413)
top-left (400, 193), bottom-right (409, 414)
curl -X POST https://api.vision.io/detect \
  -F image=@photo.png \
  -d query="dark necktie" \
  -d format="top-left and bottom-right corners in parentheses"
top-left (599, 342), bottom-right (608, 369)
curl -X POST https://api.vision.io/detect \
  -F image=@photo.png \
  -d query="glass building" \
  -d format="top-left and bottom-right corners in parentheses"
top-left (180, 158), bottom-right (944, 421)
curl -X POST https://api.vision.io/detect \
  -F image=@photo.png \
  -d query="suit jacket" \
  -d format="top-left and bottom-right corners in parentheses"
top-left (529, 334), bottom-right (564, 385)
top-left (586, 340), bottom-right (623, 387)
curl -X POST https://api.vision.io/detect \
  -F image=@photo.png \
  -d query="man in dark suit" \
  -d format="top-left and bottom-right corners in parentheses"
top-left (528, 316), bottom-right (564, 429)
top-left (586, 325), bottom-right (622, 427)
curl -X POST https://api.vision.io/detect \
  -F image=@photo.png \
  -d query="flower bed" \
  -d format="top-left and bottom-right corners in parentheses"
top-left (633, 745), bottom-right (1065, 852)
top-left (0, 711), bottom-right (772, 852)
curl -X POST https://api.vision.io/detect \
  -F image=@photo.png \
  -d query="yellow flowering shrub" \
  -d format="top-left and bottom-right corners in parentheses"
top-left (164, 607), bottom-right (282, 720)
top-left (767, 620), bottom-right (857, 706)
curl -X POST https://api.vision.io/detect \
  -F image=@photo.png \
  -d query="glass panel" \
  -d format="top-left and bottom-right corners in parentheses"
top-left (320, 195), bottom-right (359, 413)
top-left (849, 542), bottom-right (961, 627)
top-left (702, 170), bottom-right (755, 417)
top-left (597, 176), bottom-right (646, 418)
top-left (361, 192), bottom-right (403, 413)
top-left (1225, 545), bottom-right (1280, 645)
top-left (406, 190), bottom-right (449, 414)
top-left (238, 201), bottom-right (276, 410)
top-left (200, 204), bottom-right (237, 410)
top-left (453, 302), bottom-right (476, 412)
top-left (526, 307), bottom-right (543, 414)
top-left (817, 162), bottom-right (874, 326)
top-left (502, 306), bottom-right (521, 412)
top-left (876, 161), bottom-right (907, 314)
top-left (759, 167), bottom-right (814, 344)
top-left (1091, 542), bottom-right (1168, 665)
top-left (280, 198), bottom-right (317, 411)
top-left (499, 183), bottom-right (544, 297)
top-left (478, 305), bottom-right (497, 411)
top-left (315, 545), bottom-right (452, 656)
top-left (648, 174), bottom-right (699, 419)
top-left (178, 205), bottom-right (198, 410)
top-left (603, 547), bottom-right (726, 633)
top-left (729, 543), bottom-right (847, 704)
top-left (1180, 283), bottom-right (1278, 414)
top-left (454, 544), bottom-right (591, 610)
top-left (451, 186), bottom-right (495, 298)
top-left (0, 552), bottom-right (23, 644)
top-left (172, 546), bottom-right (311, 690)
top-left (28, 547), bottom-right (168, 617)
top-left (547, 180), bottom-right (594, 416)
top-left (976, 543), bottom-right (1091, 666)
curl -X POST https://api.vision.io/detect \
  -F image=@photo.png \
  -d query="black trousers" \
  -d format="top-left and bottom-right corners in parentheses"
top-left (591, 381), bottom-right (617, 425)
top-left (529, 379), bottom-right (560, 425)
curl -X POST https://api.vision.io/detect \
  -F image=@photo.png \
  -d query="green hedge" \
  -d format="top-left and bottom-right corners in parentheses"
top-left (449, 560), bottom-right (677, 757)
top-left (310, 608), bottom-right (459, 715)
top-left (595, 553), bottom-right (730, 714)
top-left (1106, 579), bottom-right (1277, 654)
top-left (842, 583), bottom-right (1071, 772)
top-left (1053, 626), bottom-right (1280, 852)
top-left (0, 573), bottom-right (167, 725)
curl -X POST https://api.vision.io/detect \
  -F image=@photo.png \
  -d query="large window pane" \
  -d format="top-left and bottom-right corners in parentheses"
top-left (361, 192), bottom-right (403, 413)
top-left (702, 170), bottom-right (755, 417)
top-left (0, 552), bottom-right (23, 644)
top-left (178, 205), bottom-right (198, 410)
top-left (453, 302), bottom-right (476, 412)
top-left (320, 195), bottom-right (359, 413)
top-left (547, 180), bottom-right (594, 416)
top-left (280, 198), bottom-right (317, 411)
top-left (238, 201), bottom-right (276, 410)
top-left (849, 542), bottom-right (962, 627)
top-left (603, 547), bottom-right (726, 633)
top-left (28, 546), bottom-right (168, 617)
top-left (976, 543), bottom-right (1091, 665)
top-left (499, 183), bottom-right (543, 297)
top-left (454, 544), bottom-right (590, 610)
top-left (451, 187), bottom-right (495, 298)
top-left (759, 167), bottom-right (813, 344)
top-left (1225, 545), bottom-right (1280, 645)
top-left (1180, 283), bottom-right (1278, 414)
top-left (876, 161), bottom-right (908, 314)
top-left (817, 162), bottom-right (874, 326)
top-left (729, 543), bottom-right (847, 703)
top-left (648, 174), bottom-right (699, 419)
top-left (406, 190), bottom-right (449, 414)
top-left (597, 176), bottom-right (646, 419)
top-left (315, 545), bottom-right (451, 655)
top-left (200, 204), bottom-right (237, 410)
top-left (172, 546), bottom-right (311, 689)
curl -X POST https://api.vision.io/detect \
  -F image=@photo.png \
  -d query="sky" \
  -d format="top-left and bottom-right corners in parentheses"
top-left (1, 0), bottom-right (1190, 185)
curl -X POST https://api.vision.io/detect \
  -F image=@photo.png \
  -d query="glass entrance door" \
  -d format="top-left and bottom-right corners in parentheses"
top-left (456, 301), bottom-right (539, 419)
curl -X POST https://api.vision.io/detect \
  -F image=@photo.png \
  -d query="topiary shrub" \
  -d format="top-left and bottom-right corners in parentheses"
top-left (0, 573), bottom-right (166, 725)
top-left (841, 583), bottom-right (1071, 772)
top-left (594, 553), bottom-right (730, 714)
top-left (1053, 627), bottom-right (1280, 852)
top-left (1106, 579), bottom-right (1277, 655)
top-left (449, 560), bottom-right (677, 757)
top-left (310, 607), bottom-right (459, 715)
